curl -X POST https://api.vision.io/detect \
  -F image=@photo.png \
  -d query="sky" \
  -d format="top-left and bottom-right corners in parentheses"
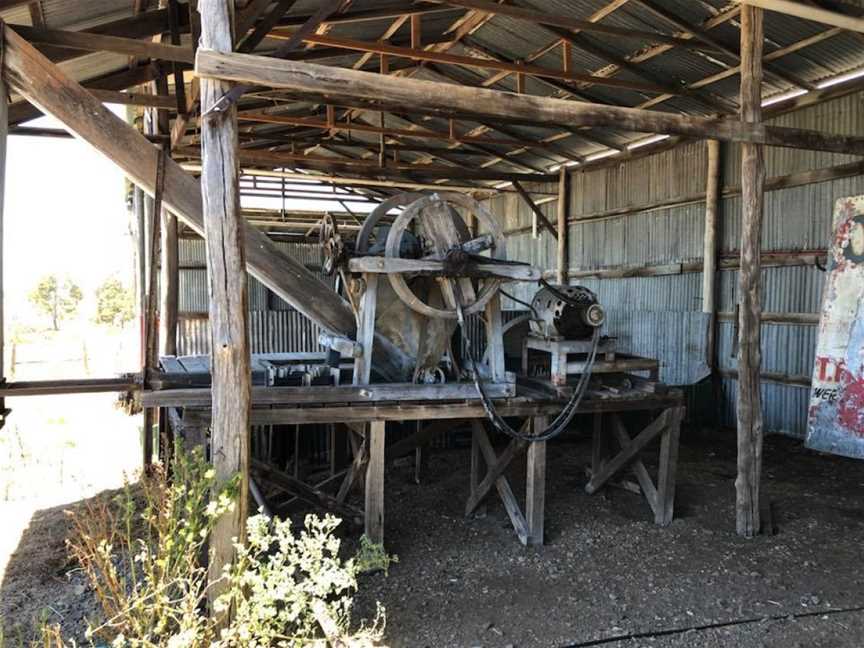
top-left (5, 110), bottom-right (135, 323)
top-left (4, 108), bottom-right (382, 330)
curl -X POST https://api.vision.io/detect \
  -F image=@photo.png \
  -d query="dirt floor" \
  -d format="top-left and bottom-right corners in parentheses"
top-left (3, 427), bottom-right (864, 647)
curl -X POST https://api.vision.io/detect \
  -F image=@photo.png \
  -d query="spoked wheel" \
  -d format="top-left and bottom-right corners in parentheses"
top-left (384, 193), bottom-right (508, 320)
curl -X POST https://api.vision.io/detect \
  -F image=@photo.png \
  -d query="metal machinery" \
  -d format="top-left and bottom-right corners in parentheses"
top-left (524, 283), bottom-right (616, 390)
top-left (529, 284), bottom-right (606, 340)
top-left (318, 191), bottom-right (608, 443)
top-left (321, 191), bottom-right (540, 394)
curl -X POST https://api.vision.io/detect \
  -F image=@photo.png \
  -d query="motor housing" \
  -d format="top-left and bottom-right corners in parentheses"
top-left (529, 284), bottom-right (605, 339)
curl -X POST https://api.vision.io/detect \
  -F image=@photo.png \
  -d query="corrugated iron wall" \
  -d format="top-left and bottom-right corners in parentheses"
top-left (176, 239), bottom-right (330, 355)
top-left (493, 91), bottom-right (864, 438)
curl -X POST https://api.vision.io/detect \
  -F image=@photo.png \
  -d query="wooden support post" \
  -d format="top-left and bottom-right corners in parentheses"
top-left (484, 293), bottom-right (506, 383)
top-left (199, 0), bottom-right (252, 610)
top-left (410, 13), bottom-right (421, 49)
top-left (656, 407), bottom-right (683, 526)
top-left (702, 140), bottom-right (721, 318)
top-left (353, 274), bottom-right (378, 386)
top-left (703, 139), bottom-right (721, 374)
top-left (704, 139), bottom-right (723, 416)
top-left (133, 186), bottom-right (150, 468)
top-left (556, 166), bottom-right (569, 284)
top-left (736, 4), bottom-right (765, 539)
top-left (526, 417), bottom-right (547, 545)
top-left (365, 420), bottom-right (386, 545)
top-left (159, 208), bottom-right (179, 356)
top-left (142, 109), bottom-right (161, 469)
top-left (0, 75), bottom-right (7, 430)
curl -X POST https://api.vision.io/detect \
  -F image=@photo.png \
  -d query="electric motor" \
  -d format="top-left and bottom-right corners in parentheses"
top-left (529, 284), bottom-right (605, 340)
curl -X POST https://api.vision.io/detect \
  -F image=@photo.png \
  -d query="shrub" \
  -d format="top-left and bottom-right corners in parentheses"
top-left (52, 447), bottom-right (387, 647)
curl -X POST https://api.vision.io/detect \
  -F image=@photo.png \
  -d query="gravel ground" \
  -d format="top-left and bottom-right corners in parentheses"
top-left (349, 430), bottom-right (864, 648)
top-left (3, 429), bottom-right (864, 647)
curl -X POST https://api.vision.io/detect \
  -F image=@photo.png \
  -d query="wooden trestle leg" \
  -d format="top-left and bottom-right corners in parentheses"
top-left (525, 416), bottom-right (548, 545)
top-left (364, 421), bottom-right (386, 545)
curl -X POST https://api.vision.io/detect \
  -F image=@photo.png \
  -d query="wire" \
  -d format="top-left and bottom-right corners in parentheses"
top-left (499, 288), bottom-right (538, 319)
top-left (454, 283), bottom-right (601, 443)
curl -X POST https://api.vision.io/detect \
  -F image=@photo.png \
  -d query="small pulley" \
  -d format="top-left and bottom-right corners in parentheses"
top-left (319, 213), bottom-right (345, 276)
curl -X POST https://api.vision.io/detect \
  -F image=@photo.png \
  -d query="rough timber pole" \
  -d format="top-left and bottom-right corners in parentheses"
top-left (703, 140), bottom-right (721, 371)
top-left (199, 0), bottom-right (251, 609)
top-left (556, 167), bottom-right (569, 284)
top-left (736, 5), bottom-right (765, 538)
top-left (159, 210), bottom-right (179, 356)
top-left (0, 75), bottom-right (7, 429)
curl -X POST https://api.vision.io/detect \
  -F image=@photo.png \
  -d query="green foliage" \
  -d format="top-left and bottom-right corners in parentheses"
top-left (66, 448), bottom-right (230, 646)
top-left (217, 515), bottom-right (385, 647)
top-left (51, 447), bottom-right (387, 648)
top-left (355, 535), bottom-right (399, 576)
top-left (94, 278), bottom-right (135, 329)
top-left (28, 275), bottom-right (83, 331)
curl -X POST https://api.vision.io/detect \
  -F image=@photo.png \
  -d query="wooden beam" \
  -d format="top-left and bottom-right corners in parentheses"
top-left (178, 145), bottom-right (556, 182)
top-left (736, 4), bottom-right (765, 539)
top-left (1, 27), bottom-right (360, 341)
top-left (0, 0), bottom-right (31, 10)
top-left (276, 3), bottom-right (455, 27)
top-left (187, 164), bottom-right (501, 193)
top-left (8, 62), bottom-right (168, 125)
top-left (431, 0), bottom-right (716, 51)
top-left (196, 51), bottom-right (864, 154)
top-left (296, 33), bottom-right (675, 94)
top-left (198, 0), bottom-right (250, 611)
top-left (237, 0), bottom-right (299, 53)
top-left (27, 1), bottom-right (44, 27)
top-left (252, 460), bottom-right (363, 524)
top-left (0, 377), bottom-right (139, 397)
top-left (238, 111), bottom-right (562, 153)
top-left (634, 0), bottom-right (816, 91)
top-left (10, 25), bottom-right (195, 63)
top-left (513, 180), bottom-right (558, 237)
top-left (738, 0), bottom-right (864, 32)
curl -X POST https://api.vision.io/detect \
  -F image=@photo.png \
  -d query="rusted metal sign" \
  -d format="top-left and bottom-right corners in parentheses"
top-left (806, 196), bottom-right (864, 458)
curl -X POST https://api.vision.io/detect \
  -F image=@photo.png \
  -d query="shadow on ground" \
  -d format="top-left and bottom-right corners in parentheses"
top-left (3, 429), bottom-right (864, 648)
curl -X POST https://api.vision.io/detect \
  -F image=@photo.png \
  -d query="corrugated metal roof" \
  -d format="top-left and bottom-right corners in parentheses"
top-left (5, 0), bottom-right (864, 179)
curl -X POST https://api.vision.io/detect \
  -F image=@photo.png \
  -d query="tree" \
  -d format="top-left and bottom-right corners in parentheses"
top-left (94, 277), bottom-right (135, 329)
top-left (29, 275), bottom-right (83, 331)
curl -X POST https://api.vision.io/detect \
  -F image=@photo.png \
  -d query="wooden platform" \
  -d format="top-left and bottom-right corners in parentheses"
top-left (152, 353), bottom-right (684, 548)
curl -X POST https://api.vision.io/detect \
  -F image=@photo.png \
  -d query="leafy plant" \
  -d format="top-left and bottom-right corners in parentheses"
top-left (28, 275), bottom-right (83, 331)
top-left (355, 535), bottom-right (399, 576)
top-left (216, 514), bottom-right (385, 647)
top-left (94, 278), bottom-right (135, 329)
top-left (53, 447), bottom-right (387, 648)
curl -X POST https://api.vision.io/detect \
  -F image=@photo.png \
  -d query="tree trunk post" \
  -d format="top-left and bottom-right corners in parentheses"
top-left (0, 77), bottom-right (7, 429)
top-left (704, 139), bottom-right (722, 393)
top-left (159, 209), bottom-right (179, 356)
top-left (199, 0), bottom-right (252, 612)
top-left (556, 166), bottom-right (569, 284)
top-left (736, 4), bottom-right (765, 538)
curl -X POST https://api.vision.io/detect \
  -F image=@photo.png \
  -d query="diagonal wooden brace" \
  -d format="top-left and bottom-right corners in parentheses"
top-left (465, 420), bottom-right (529, 515)
top-left (468, 421), bottom-right (530, 543)
top-left (609, 413), bottom-right (659, 518)
top-left (585, 409), bottom-right (670, 495)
